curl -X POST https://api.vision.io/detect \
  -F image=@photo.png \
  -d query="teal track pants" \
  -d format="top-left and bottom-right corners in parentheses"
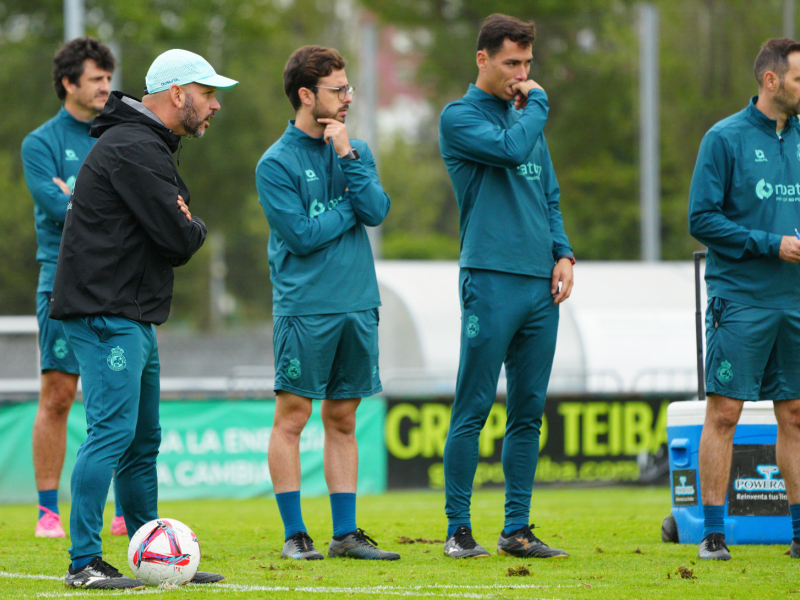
top-left (62, 316), bottom-right (161, 563)
top-left (444, 268), bottom-right (559, 529)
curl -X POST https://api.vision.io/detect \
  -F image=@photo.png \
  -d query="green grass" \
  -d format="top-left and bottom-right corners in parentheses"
top-left (0, 487), bottom-right (795, 599)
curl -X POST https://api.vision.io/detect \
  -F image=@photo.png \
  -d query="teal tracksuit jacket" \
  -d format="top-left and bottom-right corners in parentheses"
top-left (689, 96), bottom-right (800, 309)
top-left (22, 107), bottom-right (95, 293)
top-left (439, 84), bottom-right (573, 276)
top-left (256, 121), bottom-right (390, 316)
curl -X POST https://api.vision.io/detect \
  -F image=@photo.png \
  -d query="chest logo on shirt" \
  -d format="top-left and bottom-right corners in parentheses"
top-left (309, 196), bottom-right (344, 218)
top-left (754, 149), bottom-right (768, 163)
top-left (516, 162), bottom-right (542, 181)
top-left (756, 179), bottom-right (774, 200)
top-left (305, 170), bottom-right (319, 182)
top-left (65, 149), bottom-right (79, 161)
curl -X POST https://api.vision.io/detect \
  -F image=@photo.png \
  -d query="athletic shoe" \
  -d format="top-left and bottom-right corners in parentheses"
top-left (444, 526), bottom-right (490, 559)
top-left (790, 538), bottom-right (800, 558)
top-left (328, 529), bottom-right (400, 560)
top-left (281, 531), bottom-right (324, 560)
top-left (698, 532), bottom-right (731, 560)
top-left (189, 571), bottom-right (226, 583)
top-left (110, 515), bottom-right (127, 536)
top-left (497, 525), bottom-right (569, 558)
top-left (35, 506), bottom-right (66, 538)
top-left (64, 557), bottom-right (145, 589)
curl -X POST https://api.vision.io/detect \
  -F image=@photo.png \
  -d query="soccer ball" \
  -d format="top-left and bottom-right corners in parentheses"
top-left (128, 518), bottom-right (200, 586)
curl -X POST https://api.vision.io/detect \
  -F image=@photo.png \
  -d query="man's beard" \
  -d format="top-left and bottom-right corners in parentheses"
top-left (181, 93), bottom-right (207, 138)
top-left (775, 81), bottom-right (800, 118)
top-left (312, 98), bottom-right (346, 123)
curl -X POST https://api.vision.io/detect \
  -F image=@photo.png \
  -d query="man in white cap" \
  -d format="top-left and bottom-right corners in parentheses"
top-left (50, 49), bottom-right (237, 590)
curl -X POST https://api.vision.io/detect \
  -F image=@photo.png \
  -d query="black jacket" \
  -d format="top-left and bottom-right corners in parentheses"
top-left (49, 91), bottom-right (207, 325)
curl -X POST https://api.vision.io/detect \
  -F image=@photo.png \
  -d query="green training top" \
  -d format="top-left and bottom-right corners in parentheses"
top-left (256, 122), bottom-right (390, 316)
top-left (439, 85), bottom-right (573, 278)
top-left (689, 97), bottom-right (800, 309)
top-left (21, 107), bottom-right (95, 293)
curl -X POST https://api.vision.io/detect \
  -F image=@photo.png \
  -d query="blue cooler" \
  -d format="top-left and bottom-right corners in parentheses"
top-left (666, 400), bottom-right (791, 545)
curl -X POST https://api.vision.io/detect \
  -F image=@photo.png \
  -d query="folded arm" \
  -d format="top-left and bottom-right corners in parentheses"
top-left (440, 89), bottom-right (549, 168)
top-left (339, 144), bottom-right (390, 227)
top-left (257, 158), bottom-right (357, 256)
top-left (688, 132), bottom-right (782, 260)
top-left (21, 134), bottom-right (71, 223)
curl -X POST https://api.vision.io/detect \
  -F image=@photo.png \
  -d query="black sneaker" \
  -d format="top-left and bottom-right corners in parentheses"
top-left (444, 526), bottom-right (490, 558)
top-left (790, 538), bottom-right (799, 558)
top-left (497, 524), bottom-right (568, 558)
top-left (281, 531), bottom-right (324, 560)
top-left (698, 532), bottom-right (731, 560)
top-left (328, 529), bottom-right (400, 560)
top-left (189, 571), bottom-right (226, 583)
top-left (64, 557), bottom-right (146, 589)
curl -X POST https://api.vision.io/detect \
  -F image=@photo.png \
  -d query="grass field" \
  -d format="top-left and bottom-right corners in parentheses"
top-left (0, 487), bottom-right (795, 599)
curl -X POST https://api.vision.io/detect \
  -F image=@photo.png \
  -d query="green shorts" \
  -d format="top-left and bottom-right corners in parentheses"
top-left (273, 309), bottom-right (381, 400)
top-left (37, 291), bottom-right (80, 375)
top-left (705, 297), bottom-right (800, 401)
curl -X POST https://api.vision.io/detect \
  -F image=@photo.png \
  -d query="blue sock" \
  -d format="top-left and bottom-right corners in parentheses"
top-left (790, 504), bottom-right (800, 541)
top-left (38, 489), bottom-right (58, 518)
top-left (447, 520), bottom-right (470, 538)
top-left (503, 523), bottom-right (528, 536)
top-left (113, 492), bottom-right (124, 518)
top-left (275, 491), bottom-right (306, 540)
top-left (71, 556), bottom-right (98, 571)
top-left (330, 493), bottom-right (357, 538)
top-left (702, 504), bottom-right (725, 538)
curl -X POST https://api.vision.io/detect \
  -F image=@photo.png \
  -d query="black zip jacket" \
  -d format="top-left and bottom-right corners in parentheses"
top-left (49, 91), bottom-right (207, 325)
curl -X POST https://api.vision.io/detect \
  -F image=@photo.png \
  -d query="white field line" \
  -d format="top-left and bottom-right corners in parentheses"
top-left (1, 572), bottom-right (591, 599)
top-left (0, 572), bottom-right (63, 581)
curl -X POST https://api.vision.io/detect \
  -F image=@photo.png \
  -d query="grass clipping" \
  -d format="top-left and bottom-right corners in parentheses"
top-left (506, 565), bottom-right (531, 577)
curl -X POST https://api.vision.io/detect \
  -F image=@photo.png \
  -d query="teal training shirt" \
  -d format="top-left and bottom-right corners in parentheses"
top-left (439, 85), bottom-right (573, 278)
top-left (21, 107), bottom-right (95, 293)
top-left (689, 96), bottom-right (800, 309)
top-left (256, 121), bottom-right (390, 316)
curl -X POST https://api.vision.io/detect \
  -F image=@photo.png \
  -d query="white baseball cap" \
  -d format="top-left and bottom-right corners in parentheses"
top-left (145, 49), bottom-right (238, 94)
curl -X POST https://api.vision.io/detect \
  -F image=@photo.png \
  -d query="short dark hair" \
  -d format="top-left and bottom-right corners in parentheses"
top-left (53, 37), bottom-right (115, 101)
top-left (477, 14), bottom-right (536, 57)
top-left (283, 45), bottom-right (347, 111)
top-left (754, 38), bottom-right (800, 87)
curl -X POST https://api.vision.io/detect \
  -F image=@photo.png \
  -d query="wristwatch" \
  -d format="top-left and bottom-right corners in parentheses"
top-left (340, 149), bottom-right (360, 161)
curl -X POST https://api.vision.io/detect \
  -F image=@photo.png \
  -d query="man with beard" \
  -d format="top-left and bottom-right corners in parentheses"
top-left (438, 14), bottom-right (573, 560)
top-left (21, 37), bottom-right (130, 539)
top-left (50, 49), bottom-right (237, 589)
top-left (255, 45), bottom-right (396, 561)
top-left (689, 37), bottom-right (800, 560)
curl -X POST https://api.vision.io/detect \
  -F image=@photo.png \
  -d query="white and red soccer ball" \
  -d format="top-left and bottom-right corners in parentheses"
top-left (127, 518), bottom-right (201, 586)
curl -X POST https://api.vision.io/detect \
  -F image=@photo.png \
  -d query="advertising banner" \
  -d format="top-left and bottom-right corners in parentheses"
top-left (0, 398), bottom-right (386, 504)
top-left (727, 444), bottom-right (789, 517)
top-left (385, 395), bottom-right (687, 490)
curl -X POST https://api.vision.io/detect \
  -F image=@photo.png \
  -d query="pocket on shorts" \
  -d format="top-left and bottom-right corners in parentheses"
top-left (460, 269), bottom-right (475, 309)
top-left (85, 315), bottom-right (108, 341)
top-left (710, 297), bottom-right (727, 329)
